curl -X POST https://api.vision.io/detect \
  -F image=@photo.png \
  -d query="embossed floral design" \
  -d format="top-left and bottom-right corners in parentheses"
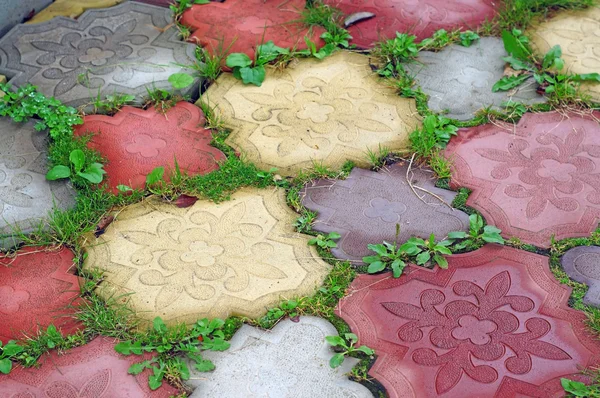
top-left (363, 198), bottom-right (407, 222)
top-left (45, 369), bottom-right (111, 398)
top-left (0, 285), bottom-right (29, 314)
top-left (236, 16), bottom-right (273, 34)
top-left (124, 134), bottom-right (167, 158)
top-left (545, 12), bottom-right (600, 68)
top-left (30, 20), bottom-right (160, 97)
top-left (0, 170), bottom-right (34, 216)
top-left (0, 134), bottom-right (27, 170)
top-left (243, 73), bottom-right (394, 156)
top-left (125, 203), bottom-right (287, 309)
top-left (475, 128), bottom-right (600, 218)
top-left (382, 271), bottom-right (571, 394)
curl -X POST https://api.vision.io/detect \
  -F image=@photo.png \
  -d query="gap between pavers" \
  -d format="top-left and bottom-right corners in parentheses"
top-left (185, 316), bottom-right (372, 398)
top-left (406, 37), bottom-right (546, 121)
top-left (82, 188), bottom-right (331, 325)
top-left (200, 51), bottom-right (420, 177)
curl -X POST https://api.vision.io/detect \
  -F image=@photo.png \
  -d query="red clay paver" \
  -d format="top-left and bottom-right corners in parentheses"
top-left (0, 247), bottom-right (82, 343)
top-left (0, 337), bottom-right (178, 397)
top-left (75, 103), bottom-right (225, 194)
top-left (337, 245), bottom-right (600, 398)
top-left (444, 111), bottom-right (600, 248)
top-left (325, 0), bottom-right (498, 48)
top-left (180, 0), bottom-right (325, 61)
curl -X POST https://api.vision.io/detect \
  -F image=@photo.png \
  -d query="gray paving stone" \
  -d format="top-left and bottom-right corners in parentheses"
top-left (0, 2), bottom-right (200, 110)
top-left (301, 162), bottom-right (470, 264)
top-left (186, 316), bottom-right (373, 398)
top-left (406, 37), bottom-right (546, 121)
top-left (561, 246), bottom-right (600, 307)
top-left (0, 118), bottom-right (75, 250)
top-left (0, 0), bottom-right (52, 38)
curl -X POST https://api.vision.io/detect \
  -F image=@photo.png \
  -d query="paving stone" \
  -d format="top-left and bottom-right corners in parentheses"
top-left (406, 37), bottom-right (546, 121)
top-left (133, 0), bottom-right (223, 6)
top-left (338, 245), bottom-right (600, 398)
top-left (201, 51), bottom-right (420, 176)
top-left (301, 162), bottom-right (469, 264)
top-left (82, 188), bottom-right (331, 324)
top-left (185, 316), bottom-right (372, 397)
top-left (530, 7), bottom-right (600, 103)
top-left (0, 336), bottom-right (178, 397)
top-left (0, 2), bottom-right (200, 110)
top-left (180, 0), bottom-right (325, 61)
top-left (27, 0), bottom-right (124, 24)
top-left (74, 103), bottom-right (225, 194)
top-left (444, 111), bottom-right (600, 248)
top-left (0, 247), bottom-right (82, 343)
top-left (0, 0), bottom-right (51, 37)
top-left (324, 0), bottom-right (498, 49)
top-left (562, 246), bottom-right (600, 307)
top-left (0, 118), bottom-right (75, 250)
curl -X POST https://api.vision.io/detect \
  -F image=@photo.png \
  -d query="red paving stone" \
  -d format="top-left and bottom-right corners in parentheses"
top-left (337, 245), bottom-right (600, 398)
top-left (75, 103), bottom-right (225, 194)
top-left (0, 247), bottom-right (82, 343)
top-left (180, 0), bottom-right (325, 61)
top-left (444, 111), bottom-right (600, 248)
top-left (0, 337), bottom-right (178, 397)
top-left (325, 0), bottom-right (498, 48)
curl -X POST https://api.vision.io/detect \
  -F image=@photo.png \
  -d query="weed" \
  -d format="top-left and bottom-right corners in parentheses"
top-left (365, 145), bottom-right (392, 169)
top-left (144, 85), bottom-right (183, 114)
top-left (46, 149), bottom-right (106, 184)
top-left (374, 32), bottom-right (419, 70)
top-left (0, 340), bottom-right (23, 374)
top-left (561, 377), bottom-right (600, 397)
top-left (447, 214), bottom-right (504, 252)
top-left (419, 29), bottom-right (459, 51)
top-left (259, 299), bottom-right (301, 328)
top-left (226, 41), bottom-right (289, 86)
top-left (493, 0), bottom-right (594, 32)
top-left (308, 232), bottom-right (341, 249)
top-left (325, 333), bottom-right (374, 368)
top-left (293, 212), bottom-right (316, 234)
top-left (91, 91), bottom-right (135, 114)
top-left (459, 30), bottom-right (480, 47)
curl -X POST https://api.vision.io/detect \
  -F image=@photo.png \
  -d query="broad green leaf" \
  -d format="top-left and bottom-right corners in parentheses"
top-left (344, 333), bottom-right (358, 344)
top-left (367, 243), bottom-right (389, 257)
top-left (329, 353), bottom-right (345, 368)
top-left (146, 166), bottom-right (165, 185)
top-left (542, 45), bottom-right (562, 70)
top-left (435, 246), bottom-right (452, 255)
top-left (148, 373), bottom-right (162, 390)
top-left (492, 74), bottom-right (530, 92)
top-left (240, 66), bottom-right (266, 86)
top-left (69, 149), bottom-right (85, 172)
top-left (416, 251), bottom-right (431, 265)
top-left (437, 240), bottom-right (453, 247)
top-left (194, 0), bottom-right (210, 4)
top-left (391, 259), bottom-right (405, 278)
top-left (0, 358), bottom-right (11, 374)
top-left (502, 56), bottom-right (533, 71)
top-left (1, 342), bottom-right (23, 357)
top-left (257, 41), bottom-right (289, 64)
top-left (117, 184), bottom-right (132, 192)
top-left (356, 345), bottom-right (375, 355)
top-left (78, 162), bottom-right (105, 184)
top-left (434, 254), bottom-right (448, 269)
top-left (328, 232), bottom-right (341, 239)
top-left (561, 378), bottom-right (589, 396)
top-left (501, 30), bottom-right (529, 60)
top-left (168, 73), bottom-right (194, 89)
top-left (325, 240), bottom-right (337, 248)
top-left (153, 317), bottom-right (167, 333)
top-left (362, 255), bottom-right (382, 264)
top-left (178, 359), bottom-right (190, 380)
top-left (399, 242), bottom-right (420, 255)
top-left (208, 318), bottom-right (225, 331)
top-left (572, 73), bottom-right (600, 82)
top-left (226, 53), bottom-right (252, 69)
top-left (367, 261), bottom-right (386, 274)
top-left (194, 359), bottom-right (215, 372)
top-left (46, 165), bottom-right (71, 180)
top-left (202, 338), bottom-right (230, 351)
top-left (128, 362), bottom-right (147, 375)
top-left (325, 335), bottom-right (345, 347)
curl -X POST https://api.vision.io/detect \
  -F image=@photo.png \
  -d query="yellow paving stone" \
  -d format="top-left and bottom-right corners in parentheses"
top-left (82, 188), bottom-right (331, 324)
top-left (28, 0), bottom-right (123, 24)
top-left (0, 75), bottom-right (5, 97)
top-left (530, 7), bottom-right (600, 102)
top-left (200, 51), bottom-right (420, 176)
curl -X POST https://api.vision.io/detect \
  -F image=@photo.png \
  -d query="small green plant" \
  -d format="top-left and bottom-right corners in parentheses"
top-left (146, 166), bottom-right (166, 193)
top-left (404, 234), bottom-right (453, 268)
top-left (168, 72), bottom-right (195, 90)
top-left (293, 212), bottom-right (316, 233)
top-left (409, 114), bottom-right (458, 172)
top-left (91, 90), bottom-right (135, 114)
top-left (561, 378), bottom-right (600, 397)
top-left (308, 231), bottom-right (341, 249)
top-left (374, 32), bottom-right (419, 69)
top-left (46, 149), bottom-right (106, 184)
top-left (169, 0), bottom-right (209, 19)
top-left (144, 85), bottom-right (182, 113)
top-left (419, 29), bottom-right (456, 50)
top-left (325, 333), bottom-right (374, 369)
top-left (0, 340), bottom-right (24, 374)
top-left (226, 41), bottom-right (289, 86)
top-left (459, 30), bottom-right (480, 47)
top-left (263, 299), bottom-right (300, 326)
top-left (115, 316), bottom-right (230, 390)
top-left (363, 241), bottom-right (408, 277)
top-left (448, 214), bottom-right (504, 251)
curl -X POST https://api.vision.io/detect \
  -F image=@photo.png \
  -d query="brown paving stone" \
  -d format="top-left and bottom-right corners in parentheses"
top-left (529, 7), bottom-right (600, 103)
top-left (82, 188), bottom-right (331, 324)
top-left (337, 245), bottom-right (600, 398)
top-left (325, 0), bottom-right (498, 49)
top-left (180, 0), bottom-right (325, 61)
top-left (444, 111), bottom-right (600, 248)
top-left (301, 162), bottom-right (470, 264)
top-left (0, 247), bottom-right (82, 343)
top-left (201, 51), bottom-right (420, 176)
top-left (27, 0), bottom-right (123, 24)
top-left (74, 102), bottom-right (225, 194)
top-left (0, 337), bottom-right (178, 396)
top-left (562, 246), bottom-right (600, 307)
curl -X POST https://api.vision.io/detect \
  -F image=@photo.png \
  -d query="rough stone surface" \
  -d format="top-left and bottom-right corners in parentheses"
top-left (0, 118), bottom-right (75, 250)
top-left (530, 7), bottom-right (600, 103)
top-left (180, 0), bottom-right (325, 61)
top-left (444, 111), bottom-right (600, 248)
top-left (0, 337), bottom-right (178, 397)
top-left (407, 37), bottom-right (546, 121)
top-left (0, 2), bottom-right (200, 109)
top-left (324, 0), bottom-right (497, 48)
top-left (0, 0), bottom-right (51, 38)
top-left (201, 51), bottom-right (420, 176)
top-left (562, 246), bottom-right (600, 307)
top-left (74, 103), bottom-right (225, 194)
top-left (301, 162), bottom-right (470, 264)
top-left (134, 0), bottom-right (223, 6)
top-left (338, 245), bottom-right (600, 398)
top-left (82, 188), bottom-right (331, 324)
top-left (0, 247), bottom-right (82, 343)
top-left (27, 0), bottom-right (123, 24)
top-left (186, 316), bottom-right (372, 397)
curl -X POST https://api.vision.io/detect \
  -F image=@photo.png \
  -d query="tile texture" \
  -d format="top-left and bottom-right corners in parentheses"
top-left (27, 0), bottom-right (123, 24)
top-left (562, 246), bottom-right (600, 307)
